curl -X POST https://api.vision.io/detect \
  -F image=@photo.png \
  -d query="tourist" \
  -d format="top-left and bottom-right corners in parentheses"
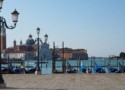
top-left (20, 62), bottom-right (25, 74)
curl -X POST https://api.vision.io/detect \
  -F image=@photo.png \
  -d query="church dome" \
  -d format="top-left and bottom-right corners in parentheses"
top-left (29, 34), bottom-right (32, 38)
top-left (44, 34), bottom-right (48, 37)
top-left (26, 34), bottom-right (35, 45)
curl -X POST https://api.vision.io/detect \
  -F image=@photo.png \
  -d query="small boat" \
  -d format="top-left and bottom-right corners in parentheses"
top-left (2, 67), bottom-right (8, 74)
top-left (107, 63), bottom-right (118, 73)
top-left (119, 63), bottom-right (125, 73)
top-left (93, 62), bottom-right (105, 73)
top-left (80, 62), bottom-right (86, 73)
top-left (67, 62), bottom-right (77, 73)
top-left (13, 68), bottom-right (20, 74)
top-left (86, 67), bottom-right (92, 73)
top-left (25, 66), bottom-right (36, 74)
top-left (81, 65), bottom-right (87, 73)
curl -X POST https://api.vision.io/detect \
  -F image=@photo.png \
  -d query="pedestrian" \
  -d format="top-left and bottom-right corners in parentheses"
top-left (20, 62), bottom-right (25, 74)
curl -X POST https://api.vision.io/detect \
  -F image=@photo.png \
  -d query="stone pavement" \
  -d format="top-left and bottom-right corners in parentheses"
top-left (1, 73), bottom-right (125, 90)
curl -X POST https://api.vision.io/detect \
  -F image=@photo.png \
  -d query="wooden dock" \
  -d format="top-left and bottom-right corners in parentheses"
top-left (2, 74), bottom-right (125, 90)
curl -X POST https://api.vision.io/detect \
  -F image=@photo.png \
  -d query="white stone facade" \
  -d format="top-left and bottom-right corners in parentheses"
top-left (40, 42), bottom-right (52, 61)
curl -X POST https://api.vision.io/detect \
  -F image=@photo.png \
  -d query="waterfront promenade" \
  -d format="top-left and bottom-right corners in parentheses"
top-left (1, 74), bottom-right (125, 90)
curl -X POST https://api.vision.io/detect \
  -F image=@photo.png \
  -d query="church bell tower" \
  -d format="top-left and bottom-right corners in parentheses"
top-left (0, 26), bottom-right (6, 52)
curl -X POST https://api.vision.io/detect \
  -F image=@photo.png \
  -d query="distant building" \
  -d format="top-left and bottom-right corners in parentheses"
top-left (1, 32), bottom-right (88, 61)
top-left (40, 34), bottom-right (52, 60)
top-left (55, 48), bottom-right (88, 60)
top-left (3, 34), bottom-right (52, 62)
top-left (72, 49), bottom-right (88, 60)
top-left (72, 53), bottom-right (88, 60)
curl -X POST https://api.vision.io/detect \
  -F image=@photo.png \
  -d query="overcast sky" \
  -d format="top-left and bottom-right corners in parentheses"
top-left (1, 0), bottom-right (125, 57)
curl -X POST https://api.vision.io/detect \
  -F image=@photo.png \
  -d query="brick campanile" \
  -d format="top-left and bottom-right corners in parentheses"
top-left (0, 26), bottom-right (6, 52)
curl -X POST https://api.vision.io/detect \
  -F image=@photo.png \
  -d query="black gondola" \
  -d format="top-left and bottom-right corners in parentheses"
top-left (107, 63), bottom-right (118, 73)
top-left (119, 63), bottom-right (125, 73)
top-left (67, 62), bottom-right (77, 73)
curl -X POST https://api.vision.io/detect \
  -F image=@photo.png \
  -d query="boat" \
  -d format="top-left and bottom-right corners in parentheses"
top-left (119, 63), bottom-right (125, 73)
top-left (80, 62), bottom-right (92, 73)
top-left (2, 67), bottom-right (8, 74)
top-left (86, 67), bottom-right (92, 73)
top-left (93, 62), bottom-right (105, 73)
top-left (66, 62), bottom-right (77, 73)
top-left (25, 66), bottom-right (36, 74)
top-left (107, 63), bottom-right (118, 73)
top-left (12, 67), bottom-right (20, 74)
top-left (81, 65), bottom-right (87, 73)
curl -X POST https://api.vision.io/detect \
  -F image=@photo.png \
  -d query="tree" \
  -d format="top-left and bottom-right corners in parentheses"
top-left (120, 52), bottom-right (125, 59)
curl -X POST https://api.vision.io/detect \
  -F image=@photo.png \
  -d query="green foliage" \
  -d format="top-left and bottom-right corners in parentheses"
top-left (120, 52), bottom-right (125, 58)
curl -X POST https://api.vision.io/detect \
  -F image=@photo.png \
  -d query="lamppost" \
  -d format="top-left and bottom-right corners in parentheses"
top-left (0, 0), bottom-right (19, 88)
top-left (35, 27), bottom-right (42, 74)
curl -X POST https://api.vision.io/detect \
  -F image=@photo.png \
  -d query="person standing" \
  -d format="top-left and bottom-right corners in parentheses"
top-left (20, 62), bottom-right (25, 74)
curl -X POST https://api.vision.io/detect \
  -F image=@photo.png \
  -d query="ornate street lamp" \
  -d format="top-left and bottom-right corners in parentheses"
top-left (11, 9), bottom-right (19, 25)
top-left (0, 0), bottom-right (19, 88)
top-left (35, 27), bottom-right (41, 74)
top-left (44, 34), bottom-right (48, 43)
top-left (0, 0), bottom-right (3, 10)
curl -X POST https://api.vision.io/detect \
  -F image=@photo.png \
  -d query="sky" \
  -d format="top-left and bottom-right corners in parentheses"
top-left (1, 0), bottom-right (125, 57)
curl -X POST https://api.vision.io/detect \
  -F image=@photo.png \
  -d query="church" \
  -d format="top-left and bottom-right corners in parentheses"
top-left (1, 28), bottom-right (88, 62)
top-left (1, 33), bottom-right (52, 62)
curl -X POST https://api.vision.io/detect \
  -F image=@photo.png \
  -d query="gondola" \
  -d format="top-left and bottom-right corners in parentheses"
top-left (2, 68), bottom-right (8, 74)
top-left (12, 67), bottom-right (20, 74)
top-left (93, 62), bottom-right (105, 73)
top-left (67, 62), bottom-right (77, 73)
top-left (107, 63), bottom-right (118, 73)
top-left (86, 67), bottom-right (92, 73)
top-left (80, 65), bottom-right (87, 73)
top-left (119, 63), bottom-right (125, 73)
top-left (25, 68), bottom-right (36, 74)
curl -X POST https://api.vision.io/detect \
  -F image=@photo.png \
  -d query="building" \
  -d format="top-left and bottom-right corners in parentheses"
top-left (72, 49), bottom-right (88, 60)
top-left (40, 34), bottom-right (52, 61)
top-left (2, 34), bottom-right (52, 63)
top-left (1, 31), bottom-right (88, 61)
top-left (55, 48), bottom-right (88, 60)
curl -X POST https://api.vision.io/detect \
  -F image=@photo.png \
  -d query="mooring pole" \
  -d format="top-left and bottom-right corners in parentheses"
top-left (52, 42), bottom-right (55, 73)
top-left (62, 41), bottom-right (65, 73)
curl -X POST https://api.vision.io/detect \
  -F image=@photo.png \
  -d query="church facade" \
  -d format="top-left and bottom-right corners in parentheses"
top-left (3, 34), bottom-right (52, 62)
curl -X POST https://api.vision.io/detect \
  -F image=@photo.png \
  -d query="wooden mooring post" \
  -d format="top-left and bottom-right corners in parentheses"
top-left (62, 41), bottom-right (66, 73)
top-left (52, 42), bottom-right (56, 73)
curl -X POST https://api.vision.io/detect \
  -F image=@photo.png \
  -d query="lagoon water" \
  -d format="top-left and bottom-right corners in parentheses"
top-left (25, 58), bottom-right (125, 74)
top-left (2, 59), bottom-right (125, 74)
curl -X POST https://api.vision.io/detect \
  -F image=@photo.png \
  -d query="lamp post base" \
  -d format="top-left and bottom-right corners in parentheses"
top-left (0, 83), bottom-right (6, 88)
top-left (35, 70), bottom-right (41, 75)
